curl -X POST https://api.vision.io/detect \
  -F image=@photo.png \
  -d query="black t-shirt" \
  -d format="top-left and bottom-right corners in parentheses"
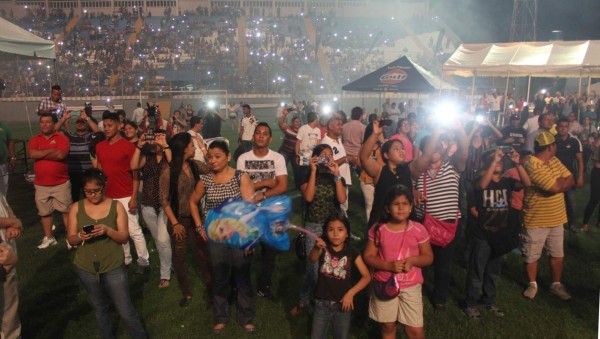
top-left (500, 126), bottom-right (527, 147)
top-left (314, 244), bottom-right (360, 302)
top-left (368, 164), bottom-right (412, 227)
top-left (202, 113), bottom-right (222, 138)
top-left (555, 136), bottom-right (582, 176)
top-left (471, 177), bottom-right (517, 239)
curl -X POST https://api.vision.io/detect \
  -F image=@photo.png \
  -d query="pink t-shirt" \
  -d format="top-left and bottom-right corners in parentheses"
top-left (368, 221), bottom-right (429, 289)
top-left (502, 167), bottom-right (523, 210)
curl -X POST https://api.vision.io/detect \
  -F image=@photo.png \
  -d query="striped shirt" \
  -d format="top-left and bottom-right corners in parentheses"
top-left (65, 131), bottom-right (93, 172)
top-left (414, 161), bottom-right (461, 221)
top-left (523, 156), bottom-right (569, 228)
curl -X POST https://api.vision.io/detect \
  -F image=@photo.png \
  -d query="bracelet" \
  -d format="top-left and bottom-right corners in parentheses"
top-left (9, 157), bottom-right (16, 160)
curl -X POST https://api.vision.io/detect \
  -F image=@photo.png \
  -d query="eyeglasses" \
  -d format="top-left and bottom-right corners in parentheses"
top-left (83, 188), bottom-right (103, 196)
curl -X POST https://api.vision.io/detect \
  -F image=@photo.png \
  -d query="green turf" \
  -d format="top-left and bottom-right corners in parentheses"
top-left (3, 120), bottom-right (599, 338)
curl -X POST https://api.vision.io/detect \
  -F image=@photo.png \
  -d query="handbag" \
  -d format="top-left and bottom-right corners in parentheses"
top-left (372, 273), bottom-right (399, 301)
top-left (421, 172), bottom-right (459, 248)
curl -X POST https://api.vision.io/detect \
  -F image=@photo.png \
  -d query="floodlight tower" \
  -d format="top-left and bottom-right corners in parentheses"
top-left (510, 0), bottom-right (538, 42)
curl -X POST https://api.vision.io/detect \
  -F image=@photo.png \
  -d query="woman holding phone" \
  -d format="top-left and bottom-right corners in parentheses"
top-left (67, 168), bottom-right (147, 339)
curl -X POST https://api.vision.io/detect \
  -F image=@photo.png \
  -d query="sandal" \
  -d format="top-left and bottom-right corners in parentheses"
top-left (212, 323), bottom-right (225, 335)
top-left (582, 224), bottom-right (589, 233)
top-left (485, 305), bottom-right (505, 317)
top-left (464, 307), bottom-right (481, 319)
top-left (290, 304), bottom-right (306, 317)
top-left (243, 324), bottom-right (256, 334)
top-left (158, 279), bottom-right (170, 288)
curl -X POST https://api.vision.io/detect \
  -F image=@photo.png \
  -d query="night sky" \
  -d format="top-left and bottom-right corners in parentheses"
top-left (431, 0), bottom-right (600, 43)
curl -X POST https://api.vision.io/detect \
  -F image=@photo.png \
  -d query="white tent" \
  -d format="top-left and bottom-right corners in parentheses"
top-left (0, 17), bottom-right (56, 59)
top-left (443, 40), bottom-right (600, 77)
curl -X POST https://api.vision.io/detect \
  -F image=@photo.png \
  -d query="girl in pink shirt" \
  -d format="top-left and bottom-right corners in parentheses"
top-left (363, 185), bottom-right (433, 339)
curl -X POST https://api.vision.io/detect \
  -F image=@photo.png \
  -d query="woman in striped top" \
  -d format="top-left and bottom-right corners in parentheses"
top-left (413, 122), bottom-right (469, 309)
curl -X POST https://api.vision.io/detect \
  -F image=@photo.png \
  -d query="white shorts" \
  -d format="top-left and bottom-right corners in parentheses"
top-left (369, 283), bottom-right (423, 327)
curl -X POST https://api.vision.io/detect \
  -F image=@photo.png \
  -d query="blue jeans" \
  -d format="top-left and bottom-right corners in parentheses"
top-left (465, 237), bottom-right (502, 307)
top-left (208, 243), bottom-right (254, 325)
top-left (311, 299), bottom-right (351, 339)
top-left (298, 221), bottom-right (323, 307)
top-left (75, 266), bottom-right (147, 339)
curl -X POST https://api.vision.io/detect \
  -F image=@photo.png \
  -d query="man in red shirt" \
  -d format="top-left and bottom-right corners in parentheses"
top-left (95, 113), bottom-right (150, 272)
top-left (28, 113), bottom-right (71, 249)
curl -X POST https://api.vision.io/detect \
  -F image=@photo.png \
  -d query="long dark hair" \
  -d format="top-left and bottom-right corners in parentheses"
top-left (168, 133), bottom-right (193, 217)
top-left (374, 184), bottom-right (414, 246)
top-left (321, 214), bottom-right (351, 245)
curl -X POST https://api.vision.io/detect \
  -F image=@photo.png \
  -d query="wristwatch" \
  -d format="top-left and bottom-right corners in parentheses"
top-left (334, 176), bottom-right (343, 183)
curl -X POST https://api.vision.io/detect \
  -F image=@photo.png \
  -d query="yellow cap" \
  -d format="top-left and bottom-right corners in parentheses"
top-left (535, 131), bottom-right (555, 147)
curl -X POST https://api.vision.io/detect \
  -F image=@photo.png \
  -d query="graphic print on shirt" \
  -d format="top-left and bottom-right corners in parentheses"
top-left (244, 159), bottom-right (275, 183)
top-left (483, 189), bottom-right (509, 211)
top-left (321, 251), bottom-right (349, 279)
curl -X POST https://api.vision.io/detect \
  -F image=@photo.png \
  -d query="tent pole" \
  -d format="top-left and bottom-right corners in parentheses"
top-left (341, 91), bottom-right (344, 112)
top-left (587, 76), bottom-right (592, 97)
top-left (526, 75), bottom-right (531, 104)
top-left (362, 93), bottom-right (365, 112)
top-left (470, 71), bottom-right (476, 110)
top-left (578, 69), bottom-right (583, 98)
top-left (17, 56), bottom-right (34, 136)
top-left (502, 71), bottom-right (510, 126)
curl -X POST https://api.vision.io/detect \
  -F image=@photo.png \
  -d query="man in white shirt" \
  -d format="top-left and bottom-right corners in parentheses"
top-left (237, 122), bottom-right (287, 299)
top-left (187, 116), bottom-right (206, 162)
top-left (488, 92), bottom-right (502, 125)
top-left (239, 104), bottom-right (257, 153)
top-left (131, 102), bottom-right (145, 124)
top-left (321, 116), bottom-right (351, 214)
top-left (295, 112), bottom-right (321, 167)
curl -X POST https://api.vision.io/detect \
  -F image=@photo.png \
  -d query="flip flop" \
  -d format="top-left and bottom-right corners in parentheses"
top-left (212, 324), bottom-right (225, 335)
top-left (243, 324), bottom-right (256, 334)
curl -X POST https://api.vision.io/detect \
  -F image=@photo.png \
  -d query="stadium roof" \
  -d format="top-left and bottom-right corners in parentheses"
top-left (342, 56), bottom-right (457, 93)
top-left (443, 40), bottom-right (600, 77)
top-left (0, 17), bottom-right (56, 59)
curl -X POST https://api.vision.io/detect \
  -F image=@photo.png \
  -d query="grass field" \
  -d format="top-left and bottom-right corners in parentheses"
top-left (4, 114), bottom-right (600, 338)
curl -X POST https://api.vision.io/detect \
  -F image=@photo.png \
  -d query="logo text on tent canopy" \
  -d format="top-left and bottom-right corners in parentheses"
top-left (380, 69), bottom-right (407, 84)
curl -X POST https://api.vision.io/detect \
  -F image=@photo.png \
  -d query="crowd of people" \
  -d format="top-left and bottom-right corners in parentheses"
top-left (0, 82), bottom-right (593, 338)
top-left (0, 8), bottom-right (450, 98)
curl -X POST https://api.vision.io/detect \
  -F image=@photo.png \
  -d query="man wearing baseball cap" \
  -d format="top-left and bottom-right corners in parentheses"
top-left (521, 131), bottom-right (573, 301)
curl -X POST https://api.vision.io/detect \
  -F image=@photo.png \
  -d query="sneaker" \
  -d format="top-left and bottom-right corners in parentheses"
top-left (464, 307), bottom-right (481, 319)
top-left (485, 305), bottom-right (505, 317)
top-left (523, 282), bottom-right (538, 299)
top-left (38, 236), bottom-right (57, 249)
top-left (550, 283), bottom-right (571, 300)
